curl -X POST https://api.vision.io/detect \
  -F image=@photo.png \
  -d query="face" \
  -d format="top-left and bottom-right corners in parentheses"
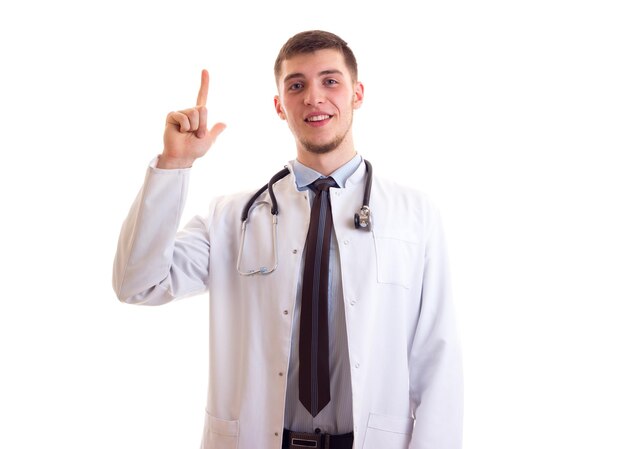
top-left (274, 49), bottom-right (364, 156)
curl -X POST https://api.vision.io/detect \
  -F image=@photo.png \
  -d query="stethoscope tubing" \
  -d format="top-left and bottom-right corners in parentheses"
top-left (237, 161), bottom-right (373, 276)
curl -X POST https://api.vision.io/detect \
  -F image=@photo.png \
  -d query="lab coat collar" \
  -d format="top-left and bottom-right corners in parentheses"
top-left (344, 158), bottom-right (368, 191)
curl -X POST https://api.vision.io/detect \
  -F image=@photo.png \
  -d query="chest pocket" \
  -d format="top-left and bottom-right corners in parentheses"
top-left (373, 234), bottom-right (422, 289)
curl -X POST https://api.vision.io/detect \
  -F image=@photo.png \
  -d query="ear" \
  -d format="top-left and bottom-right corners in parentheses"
top-left (274, 95), bottom-right (286, 120)
top-left (352, 81), bottom-right (364, 110)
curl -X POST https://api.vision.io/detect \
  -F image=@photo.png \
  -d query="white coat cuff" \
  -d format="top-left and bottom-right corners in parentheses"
top-left (149, 156), bottom-right (194, 173)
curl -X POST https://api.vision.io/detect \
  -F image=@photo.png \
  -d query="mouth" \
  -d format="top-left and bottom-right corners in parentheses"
top-left (304, 114), bottom-right (333, 127)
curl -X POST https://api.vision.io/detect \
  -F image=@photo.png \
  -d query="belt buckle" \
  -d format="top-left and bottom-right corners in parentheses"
top-left (290, 431), bottom-right (322, 448)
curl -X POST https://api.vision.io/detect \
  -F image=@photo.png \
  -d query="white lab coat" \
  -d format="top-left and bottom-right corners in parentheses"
top-left (113, 159), bottom-right (463, 449)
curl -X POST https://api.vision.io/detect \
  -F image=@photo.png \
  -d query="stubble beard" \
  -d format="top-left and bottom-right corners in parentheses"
top-left (299, 114), bottom-right (353, 155)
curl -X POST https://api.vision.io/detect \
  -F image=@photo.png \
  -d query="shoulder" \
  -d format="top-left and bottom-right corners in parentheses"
top-left (209, 171), bottom-right (296, 220)
top-left (209, 188), bottom-right (258, 223)
top-left (371, 175), bottom-right (442, 237)
top-left (372, 175), bottom-right (438, 214)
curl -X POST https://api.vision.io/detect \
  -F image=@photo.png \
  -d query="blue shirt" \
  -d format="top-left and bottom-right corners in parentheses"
top-left (283, 154), bottom-right (362, 433)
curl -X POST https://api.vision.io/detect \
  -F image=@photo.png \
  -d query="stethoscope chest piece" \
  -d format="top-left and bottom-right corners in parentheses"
top-left (354, 205), bottom-right (371, 231)
top-left (353, 159), bottom-right (373, 231)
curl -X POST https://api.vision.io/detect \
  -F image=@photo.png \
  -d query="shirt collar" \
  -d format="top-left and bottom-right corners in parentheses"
top-left (291, 154), bottom-right (363, 191)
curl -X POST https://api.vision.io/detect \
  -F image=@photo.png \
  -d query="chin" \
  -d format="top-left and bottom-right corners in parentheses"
top-left (300, 131), bottom-right (348, 155)
top-left (302, 141), bottom-right (340, 154)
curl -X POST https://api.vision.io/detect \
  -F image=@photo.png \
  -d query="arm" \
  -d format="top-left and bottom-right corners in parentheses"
top-left (112, 69), bottom-right (226, 305)
top-left (408, 203), bottom-right (463, 449)
top-left (112, 164), bottom-right (213, 305)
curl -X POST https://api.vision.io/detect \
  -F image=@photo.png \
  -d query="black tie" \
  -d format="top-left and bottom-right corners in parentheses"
top-left (299, 177), bottom-right (337, 416)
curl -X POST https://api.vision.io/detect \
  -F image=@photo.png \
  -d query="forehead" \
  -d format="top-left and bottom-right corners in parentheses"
top-left (278, 49), bottom-right (350, 82)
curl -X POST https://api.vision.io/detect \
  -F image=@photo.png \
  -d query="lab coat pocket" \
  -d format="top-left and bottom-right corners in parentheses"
top-left (362, 413), bottom-right (414, 449)
top-left (202, 411), bottom-right (239, 449)
top-left (374, 235), bottom-right (420, 289)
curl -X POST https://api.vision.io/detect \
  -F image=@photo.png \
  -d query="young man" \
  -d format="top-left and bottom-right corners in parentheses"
top-left (113, 30), bottom-right (463, 449)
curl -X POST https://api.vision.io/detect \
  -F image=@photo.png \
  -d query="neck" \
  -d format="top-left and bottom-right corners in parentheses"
top-left (296, 136), bottom-right (357, 176)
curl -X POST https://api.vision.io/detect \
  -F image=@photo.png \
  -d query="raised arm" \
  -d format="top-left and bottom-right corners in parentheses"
top-left (113, 70), bottom-right (224, 304)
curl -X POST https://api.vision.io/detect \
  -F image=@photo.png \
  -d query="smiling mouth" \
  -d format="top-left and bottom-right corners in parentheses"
top-left (305, 114), bottom-right (332, 122)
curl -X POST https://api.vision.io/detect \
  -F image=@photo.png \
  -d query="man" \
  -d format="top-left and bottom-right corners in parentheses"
top-left (113, 30), bottom-right (462, 449)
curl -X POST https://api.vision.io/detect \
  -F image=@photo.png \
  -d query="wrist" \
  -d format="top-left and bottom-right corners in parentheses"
top-left (156, 154), bottom-right (195, 169)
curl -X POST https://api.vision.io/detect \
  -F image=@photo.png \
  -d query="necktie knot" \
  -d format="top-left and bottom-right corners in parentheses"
top-left (310, 177), bottom-right (337, 194)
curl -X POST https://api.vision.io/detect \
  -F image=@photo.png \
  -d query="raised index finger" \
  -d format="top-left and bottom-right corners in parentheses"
top-left (196, 69), bottom-right (209, 107)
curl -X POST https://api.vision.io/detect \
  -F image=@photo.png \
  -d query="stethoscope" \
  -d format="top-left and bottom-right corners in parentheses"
top-left (236, 160), bottom-right (373, 276)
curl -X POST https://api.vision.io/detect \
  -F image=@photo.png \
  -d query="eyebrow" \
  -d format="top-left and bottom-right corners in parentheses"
top-left (282, 69), bottom-right (344, 84)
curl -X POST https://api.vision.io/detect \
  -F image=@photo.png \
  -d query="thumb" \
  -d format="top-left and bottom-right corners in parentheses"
top-left (206, 122), bottom-right (227, 143)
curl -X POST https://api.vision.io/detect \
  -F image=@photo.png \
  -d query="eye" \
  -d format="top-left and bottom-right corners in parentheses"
top-left (289, 82), bottom-right (304, 91)
top-left (324, 79), bottom-right (338, 86)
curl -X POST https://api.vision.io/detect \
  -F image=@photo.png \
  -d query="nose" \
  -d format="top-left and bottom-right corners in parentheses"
top-left (304, 84), bottom-right (325, 105)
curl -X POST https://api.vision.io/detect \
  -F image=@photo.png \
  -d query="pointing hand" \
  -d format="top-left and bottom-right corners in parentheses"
top-left (159, 70), bottom-right (226, 169)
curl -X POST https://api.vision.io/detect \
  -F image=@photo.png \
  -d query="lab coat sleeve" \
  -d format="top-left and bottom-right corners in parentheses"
top-left (408, 202), bottom-right (463, 449)
top-left (112, 163), bottom-right (213, 305)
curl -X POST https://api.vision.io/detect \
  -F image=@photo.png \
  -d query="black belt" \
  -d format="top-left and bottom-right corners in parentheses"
top-left (282, 429), bottom-right (354, 449)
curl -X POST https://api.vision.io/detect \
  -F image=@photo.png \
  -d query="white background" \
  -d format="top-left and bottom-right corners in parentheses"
top-left (1, 0), bottom-right (624, 448)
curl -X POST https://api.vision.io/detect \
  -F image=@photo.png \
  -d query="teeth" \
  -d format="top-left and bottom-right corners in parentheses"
top-left (306, 115), bottom-right (330, 122)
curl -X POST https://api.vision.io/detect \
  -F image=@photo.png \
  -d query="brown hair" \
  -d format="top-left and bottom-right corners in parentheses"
top-left (274, 30), bottom-right (358, 83)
